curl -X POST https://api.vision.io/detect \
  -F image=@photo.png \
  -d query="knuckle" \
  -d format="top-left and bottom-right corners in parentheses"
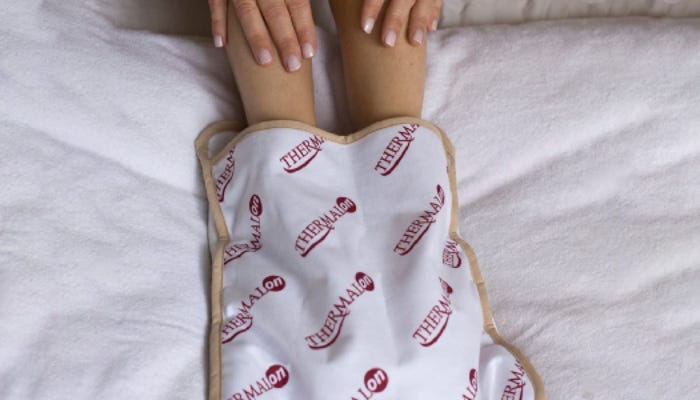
top-left (410, 13), bottom-right (429, 27)
top-left (386, 13), bottom-right (405, 28)
top-left (388, 1), bottom-right (413, 19)
top-left (411, 9), bottom-right (432, 26)
top-left (401, 0), bottom-right (417, 9)
top-left (285, 0), bottom-right (308, 12)
top-left (296, 27), bottom-right (313, 40)
top-left (364, 0), bottom-right (383, 14)
top-left (248, 33), bottom-right (268, 47)
top-left (260, 1), bottom-right (287, 18)
top-left (234, 0), bottom-right (258, 16)
top-left (294, 21), bottom-right (316, 38)
top-left (385, 7), bottom-right (403, 19)
top-left (210, 13), bottom-right (225, 26)
top-left (277, 37), bottom-right (299, 53)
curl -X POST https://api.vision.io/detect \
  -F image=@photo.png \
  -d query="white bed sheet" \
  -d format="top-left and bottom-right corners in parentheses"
top-left (1, 1), bottom-right (699, 399)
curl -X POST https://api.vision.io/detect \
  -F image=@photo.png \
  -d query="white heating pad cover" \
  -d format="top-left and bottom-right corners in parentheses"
top-left (195, 118), bottom-right (544, 400)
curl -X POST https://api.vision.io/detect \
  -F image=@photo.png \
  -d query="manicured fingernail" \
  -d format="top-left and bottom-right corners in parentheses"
top-left (412, 29), bottom-right (424, 45)
top-left (384, 30), bottom-right (397, 47)
top-left (363, 17), bottom-right (375, 34)
top-left (214, 35), bottom-right (224, 48)
top-left (431, 19), bottom-right (438, 31)
top-left (302, 43), bottom-right (314, 58)
top-left (256, 49), bottom-right (272, 64)
top-left (286, 55), bottom-right (301, 71)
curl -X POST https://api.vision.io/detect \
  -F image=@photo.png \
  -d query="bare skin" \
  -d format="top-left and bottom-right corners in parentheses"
top-left (223, 0), bottom-right (427, 131)
top-left (224, 3), bottom-right (316, 126)
top-left (329, 0), bottom-right (426, 131)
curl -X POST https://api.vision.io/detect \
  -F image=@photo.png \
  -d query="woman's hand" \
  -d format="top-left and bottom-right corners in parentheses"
top-left (360, 0), bottom-right (442, 47)
top-left (209, 0), bottom-right (317, 72)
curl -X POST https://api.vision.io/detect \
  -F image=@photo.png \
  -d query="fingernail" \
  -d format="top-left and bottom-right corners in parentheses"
top-left (256, 49), bottom-right (272, 65)
top-left (384, 30), bottom-right (397, 47)
top-left (363, 17), bottom-right (375, 34)
top-left (286, 55), bottom-right (301, 72)
top-left (214, 35), bottom-right (224, 48)
top-left (302, 43), bottom-right (314, 58)
top-left (412, 30), bottom-right (423, 45)
top-left (431, 19), bottom-right (438, 31)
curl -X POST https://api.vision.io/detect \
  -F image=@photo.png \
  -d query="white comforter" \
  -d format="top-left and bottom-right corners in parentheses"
top-left (1, 1), bottom-right (698, 399)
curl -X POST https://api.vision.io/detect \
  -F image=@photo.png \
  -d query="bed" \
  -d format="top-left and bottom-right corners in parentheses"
top-left (1, 0), bottom-right (698, 398)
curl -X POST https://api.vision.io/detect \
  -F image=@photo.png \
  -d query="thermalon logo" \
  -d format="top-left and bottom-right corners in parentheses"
top-left (412, 278), bottom-right (453, 347)
top-left (501, 360), bottom-right (527, 400)
top-left (305, 272), bottom-right (375, 349)
top-left (221, 275), bottom-right (286, 344)
top-left (462, 369), bottom-right (478, 400)
top-left (216, 147), bottom-right (236, 201)
top-left (394, 184), bottom-right (446, 255)
top-left (224, 194), bottom-right (263, 264)
top-left (351, 367), bottom-right (389, 399)
top-left (295, 197), bottom-right (357, 257)
top-left (442, 239), bottom-right (463, 268)
top-left (279, 135), bottom-right (325, 173)
top-left (226, 364), bottom-right (289, 400)
top-left (374, 124), bottom-right (419, 176)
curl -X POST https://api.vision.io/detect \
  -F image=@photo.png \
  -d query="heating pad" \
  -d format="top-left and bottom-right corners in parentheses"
top-left (195, 117), bottom-right (544, 400)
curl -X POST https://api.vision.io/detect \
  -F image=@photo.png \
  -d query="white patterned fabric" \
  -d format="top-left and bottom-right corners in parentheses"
top-left (198, 120), bottom-right (539, 399)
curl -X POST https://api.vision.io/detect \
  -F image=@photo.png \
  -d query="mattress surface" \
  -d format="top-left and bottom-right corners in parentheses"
top-left (1, 1), bottom-right (699, 399)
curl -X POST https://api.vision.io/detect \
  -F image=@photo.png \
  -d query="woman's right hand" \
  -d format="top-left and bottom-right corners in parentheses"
top-left (209, 0), bottom-right (317, 72)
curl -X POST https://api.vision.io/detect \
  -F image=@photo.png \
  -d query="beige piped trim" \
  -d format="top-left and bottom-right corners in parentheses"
top-left (195, 116), bottom-right (545, 400)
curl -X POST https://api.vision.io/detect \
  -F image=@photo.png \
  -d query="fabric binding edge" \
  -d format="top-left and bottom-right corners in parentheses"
top-left (194, 116), bottom-right (546, 400)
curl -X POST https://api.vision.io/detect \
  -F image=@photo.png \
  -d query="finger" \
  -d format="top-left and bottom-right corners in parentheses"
top-left (233, 0), bottom-right (275, 65)
top-left (286, 0), bottom-right (316, 59)
top-left (381, 0), bottom-right (415, 47)
top-left (259, 0), bottom-right (303, 71)
top-left (209, 0), bottom-right (227, 47)
top-left (407, 0), bottom-right (432, 45)
top-left (361, 0), bottom-right (385, 34)
top-left (429, 0), bottom-right (442, 31)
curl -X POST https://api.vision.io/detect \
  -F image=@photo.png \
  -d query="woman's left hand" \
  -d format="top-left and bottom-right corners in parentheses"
top-left (360, 0), bottom-right (442, 47)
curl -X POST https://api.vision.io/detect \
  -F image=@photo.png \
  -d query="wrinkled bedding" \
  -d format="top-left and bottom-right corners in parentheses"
top-left (1, 1), bottom-right (699, 399)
